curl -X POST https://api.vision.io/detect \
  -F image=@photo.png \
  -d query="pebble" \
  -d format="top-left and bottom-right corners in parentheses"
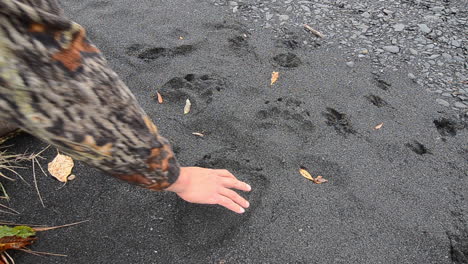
top-left (394, 24), bottom-right (405, 31)
top-left (409, 48), bottom-right (418, 55)
top-left (408, 73), bottom-right (416, 79)
top-left (451, 40), bottom-right (461, 47)
top-left (436, 99), bottom-right (450, 107)
top-left (278, 15), bottom-right (289, 21)
top-left (454, 102), bottom-right (467, 108)
top-left (346, 61), bottom-right (355, 68)
top-left (383, 45), bottom-right (400, 53)
top-left (361, 12), bottom-right (371, 18)
top-left (418, 24), bottom-right (431, 33)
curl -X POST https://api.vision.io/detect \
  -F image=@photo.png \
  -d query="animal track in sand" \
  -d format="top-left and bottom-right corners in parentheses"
top-left (365, 94), bottom-right (389, 108)
top-left (272, 53), bottom-right (302, 68)
top-left (255, 98), bottom-right (316, 142)
top-left (373, 75), bottom-right (391, 91)
top-left (125, 44), bottom-right (195, 62)
top-left (159, 73), bottom-right (226, 114)
top-left (322, 108), bottom-right (356, 136)
top-left (172, 152), bottom-right (269, 250)
top-left (433, 118), bottom-right (461, 137)
top-left (405, 140), bottom-right (431, 155)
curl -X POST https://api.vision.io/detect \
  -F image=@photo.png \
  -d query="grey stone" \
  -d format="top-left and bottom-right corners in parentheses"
top-left (432, 6), bottom-right (444, 12)
top-left (383, 45), bottom-right (400, 53)
top-left (346, 61), bottom-right (355, 68)
top-left (418, 24), bottom-right (431, 33)
top-left (442, 53), bottom-right (452, 60)
top-left (265, 13), bottom-right (273, 20)
top-left (361, 12), bottom-right (371, 18)
top-left (436, 99), bottom-right (450, 107)
top-left (451, 40), bottom-right (461, 47)
top-left (278, 14), bottom-right (289, 21)
top-left (454, 102), bottom-right (468, 108)
top-left (301, 5), bottom-right (310, 12)
top-left (228, 1), bottom-right (238, 6)
top-left (409, 48), bottom-right (418, 55)
top-left (394, 24), bottom-right (405, 31)
top-left (442, 93), bottom-right (452, 97)
top-left (408, 73), bottom-right (416, 79)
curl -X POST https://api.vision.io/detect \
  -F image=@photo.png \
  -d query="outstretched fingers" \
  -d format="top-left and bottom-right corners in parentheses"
top-left (221, 177), bottom-right (251, 192)
top-left (220, 188), bottom-right (249, 209)
top-left (216, 195), bottom-right (245, 214)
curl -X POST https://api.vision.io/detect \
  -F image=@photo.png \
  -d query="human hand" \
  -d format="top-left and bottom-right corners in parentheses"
top-left (165, 167), bottom-right (251, 214)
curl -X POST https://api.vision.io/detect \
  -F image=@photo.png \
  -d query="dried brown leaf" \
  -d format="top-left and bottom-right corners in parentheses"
top-left (156, 92), bottom-right (163, 104)
top-left (374, 123), bottom-right (384, 130)
top-left (271, 72), bottom-right (279, 86)
top-left (47, 153), bottom-right (74, 183)
top-left (299, 167), bottom-right (314, 181)
top-left (312, 175), bottom-right (328, 184)
top-left (184, 99), bottom-right (191, 114)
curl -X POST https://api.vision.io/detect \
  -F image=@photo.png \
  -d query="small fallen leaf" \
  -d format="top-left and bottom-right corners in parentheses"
top-left (271, 72), bottom-right (279, 85)
top-left (312, 175), bottom-right (328, 184)
top-left (184, 99), bottom-right (191, 114)
top-left (192, 132), bottom-right (204, 137)
top-left (156, 92), bottom-right (163, 104)
top-left (67, 174), bottom-right (76, 181)
top-left (179, 36), bottom-right (184, 40)
top-left (374, 122), bottom-right (384, 130)
top-left (47, 153), bottom-right (74, 183)
top-left (299, 166), bottom-right (314, 181)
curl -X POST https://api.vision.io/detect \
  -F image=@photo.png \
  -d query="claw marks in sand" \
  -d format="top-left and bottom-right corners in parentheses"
top-left (365, 94), bottom-right (389, 108)
top-left (405, 140), bottom-right (431, 155)
top-left (433, 118), bottom-right (465, 137)
top-left (255, 98), bottom-right (316, 142)
top-left (272, 53), bottom-right (302, 68)
top-left (159, 73), bottom-right (227, 113)
top-left (373, 75), bottom-right (391, 91)
top-left (126, 44), bottom-right (195, 61)
top-left (322, 108), bottom-right (356, 136)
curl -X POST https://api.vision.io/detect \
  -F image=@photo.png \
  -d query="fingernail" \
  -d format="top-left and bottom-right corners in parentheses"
top-left (239, 207), bottom-right (245, 213)
top-left (246, 184), bottom-right (252, 191)
top-left (245, 201), bottom-right (250, 208)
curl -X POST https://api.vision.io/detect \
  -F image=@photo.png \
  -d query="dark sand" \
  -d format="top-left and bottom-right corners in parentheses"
top-left (2, 0), bottom-right (467, 263)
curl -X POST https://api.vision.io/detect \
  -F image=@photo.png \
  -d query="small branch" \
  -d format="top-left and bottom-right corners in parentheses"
top-left (32, 159), bottom-right (45, 208)
top-left (33, 219), bottom-right (90, 232)
top-left (19, 248), bottom-right (67, 257)
top-left (303, 24), bottom-right (324, 38)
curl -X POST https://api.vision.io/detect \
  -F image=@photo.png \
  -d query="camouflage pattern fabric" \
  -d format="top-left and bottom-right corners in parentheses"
top-left (0, 0), bottom-right (180, 190)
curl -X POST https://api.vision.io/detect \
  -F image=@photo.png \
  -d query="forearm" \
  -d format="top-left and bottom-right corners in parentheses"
top-left (0, 0), bottom-right (179, 190)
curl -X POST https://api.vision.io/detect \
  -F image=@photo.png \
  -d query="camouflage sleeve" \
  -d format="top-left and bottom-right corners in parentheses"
top-left (0, 0), bottom-right (180, 190)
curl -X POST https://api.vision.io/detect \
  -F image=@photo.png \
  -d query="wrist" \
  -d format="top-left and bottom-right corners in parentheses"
top-left (165, 167), bottom-right (189, 193)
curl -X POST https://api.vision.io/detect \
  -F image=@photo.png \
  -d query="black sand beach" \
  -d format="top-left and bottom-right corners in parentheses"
top-left (1, 0), bottom-right (467, 263)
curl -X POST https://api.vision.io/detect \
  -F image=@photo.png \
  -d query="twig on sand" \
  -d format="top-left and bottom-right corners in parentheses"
top-left (28, 145), bottom-right (51, 208)
top-left (303, 24), bottom-right (324, 38)
top-left (19, 248), bottom-right (67, 257)
top-left (32, 219), bottom-right (90, 232)
top-left (0, 203), bottom-right (19, 215)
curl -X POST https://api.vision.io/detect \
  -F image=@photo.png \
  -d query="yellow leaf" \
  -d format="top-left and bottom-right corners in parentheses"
top-left (312, 175), bottom-right (328, 184)
top-left (192, 132), bottom-right (204, 137)
top-left (179, 36), bottom-right (184, 40)
top-left (299, 166), bottom-right (314, 181)
top-left (48, 153), bottom-right (74, 183)
top-left (68, 174), bottom-right (76, 181)
top-left (184, 99), bottom-right (191, 114)
top-left (374, 122), bottom-right (383, 130)
top-left (157, 92), bottom-right (163, 104)
top-left (271, 72), bottom-right (279, 85)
